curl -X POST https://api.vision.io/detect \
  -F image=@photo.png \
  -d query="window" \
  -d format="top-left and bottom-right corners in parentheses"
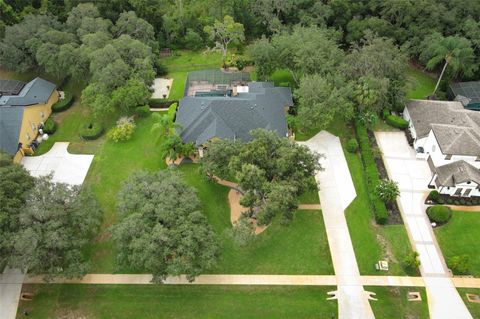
top-left (464, 188), bottom-right (472, 197)
top-left (26, 133), bottom-right (31, 141)
top-left (40, 111), bottom-right (45, 118)
top-left (31, 122), bottom-right (36, 131)
top-left (454, 188), bottom-right (463, 196)
top-left (445, 154), bottom-right (452, 160)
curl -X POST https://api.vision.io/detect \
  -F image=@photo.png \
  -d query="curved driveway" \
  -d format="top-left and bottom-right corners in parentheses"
top-left (300, 131), bottom-right (375, 319)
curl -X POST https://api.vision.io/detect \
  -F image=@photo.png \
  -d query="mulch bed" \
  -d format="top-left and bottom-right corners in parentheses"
top-left (368, 130), bottom-right (404, 225)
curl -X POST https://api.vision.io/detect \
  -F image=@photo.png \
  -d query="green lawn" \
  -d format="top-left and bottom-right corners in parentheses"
top-left (325, 118), bottom-right (416, 276)
top-left (16, 284), bottom-right (338, 319)
top-left (434, 211), bottom-right (480, 277)
top-left (406, 65), bottom-right (436, 100)
top-left (367, 286), bottom-right (429, 319)
top-left (458, 288), bottom-right (480, 318)
top-left (179, 164), bottom-right (333, 274)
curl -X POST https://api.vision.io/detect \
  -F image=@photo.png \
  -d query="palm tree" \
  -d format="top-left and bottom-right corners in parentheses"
top-left (421, 34), bottom-right (476, 97)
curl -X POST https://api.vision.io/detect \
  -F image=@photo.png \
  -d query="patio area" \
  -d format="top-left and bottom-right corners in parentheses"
top-left (21, 142), bottom-right (94, 186)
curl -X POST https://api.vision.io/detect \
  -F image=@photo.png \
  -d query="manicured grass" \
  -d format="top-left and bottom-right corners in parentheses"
top-left (86, 116), bottom-right (167, 272)
top-left (298, 187), bottom-right (320, 204)
top-left (179, 164), bottom-right (333, 274)
top-left (434, 211), bottom-right (480, 276)
top-left (327, 118), bottom-right (416, 276)
top-left (458, 288), bottom-right (480, 318)
top-left (406, 65), bottom-right (436, 100)
top-left (17, 284), bottom-right (338, 319)
top-left (366, 286), bottom-right (429, 319)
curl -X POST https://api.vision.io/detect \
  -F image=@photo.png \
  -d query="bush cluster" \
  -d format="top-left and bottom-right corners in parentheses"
top-left (135, 105), bottom-right (151, 118)
top-left (428, 190), bottom-right (440, 202)
top-left (427, 205), bottom-right (452, 224)
top-left (355, 121), bottom-right (389, 224)
top-left (448, 255), bottom-right (470, 275)
top-left (108, 117), bottom-right (136, 142)
top-left (385, 114), bottom-right (409, 129)
top-left (43, 117), bottom-right (57, 134)
top-left (346, 138), bottom-right (359, 153)
top-left (52, 91), bottom-right (74, 112)
top-left (80, 121), bottom-right (104, 140)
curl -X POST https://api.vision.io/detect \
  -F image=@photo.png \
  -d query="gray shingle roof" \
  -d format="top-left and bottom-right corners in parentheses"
top-left (0, 77), bottom-right (56, 107)
top-left (406, 100), bottom-right (480, 156)
top-left (435, 160), bottom-right (480, 187)
top-left (0, 106), bottom-right (24, 154)
top-left (176, 82), bottom-right (292, 146)
top-left (0, 77), bottom-right (56, 155)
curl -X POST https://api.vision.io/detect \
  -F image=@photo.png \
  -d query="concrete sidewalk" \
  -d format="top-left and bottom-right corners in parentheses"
top-left (0, 268), bottom-right (25, 319)
top-left (300, 131), bottom-right (375, 319)
top-left (375, 131), bottom-right (472, 319)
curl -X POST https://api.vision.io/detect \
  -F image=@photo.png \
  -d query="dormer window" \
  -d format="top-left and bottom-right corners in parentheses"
top-left (445, 154), bottom-right (452, 160)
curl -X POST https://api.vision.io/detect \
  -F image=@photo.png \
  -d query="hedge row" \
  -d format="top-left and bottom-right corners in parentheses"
top-left (43, 117), bottom-right (57, 134)
top-left (52, 91), bottom-right (74, 112)
top-left (355, 121), bottom-right (389, 224)
top-left (80, 121), bottom-right (104, 140)
top-left (385, 113), bottom-right (409, 129)
top-left (149, 99), bottom-right (178, 109)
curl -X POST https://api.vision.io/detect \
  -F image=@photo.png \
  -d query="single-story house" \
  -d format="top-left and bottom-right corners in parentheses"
top-left (428, 160), bottom-right (480, 197)
top-left (448, 81), bottom-right (480, 111)
top-left (175, 81), bottom-right (293, 150)
top-left (404, 99), bottom-right (480, 197)
top-left (0, 77), bottom-right (58, 162)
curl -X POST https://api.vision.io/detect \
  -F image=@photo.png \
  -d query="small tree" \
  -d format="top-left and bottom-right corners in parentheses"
top-left (229, 214), bottom-right (255, 247)
top-left (375, 179), bottom-right (400, 204)
top-left (204, 15), bottom-right (245, 68)
top-left (403, 251), bottom-right (421, 270)
top-left (108, 116), bottom-right (136, 142)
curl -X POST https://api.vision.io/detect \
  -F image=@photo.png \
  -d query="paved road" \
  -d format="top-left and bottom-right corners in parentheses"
top-left (375, 131), bottom-right (472, 319)
top-left (300, 131), bottom-right (375, 319)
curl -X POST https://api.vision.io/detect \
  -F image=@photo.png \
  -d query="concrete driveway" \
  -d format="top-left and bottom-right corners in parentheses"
top-left (376, 131), bottom-right (472, 319)
top-left (21, 142), bottom-right (94, 185)
top-left (300, 131), bottom-right (375, 319)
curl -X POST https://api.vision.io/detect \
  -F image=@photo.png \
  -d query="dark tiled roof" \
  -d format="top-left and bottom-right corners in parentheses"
top-left (0, 106), bottom-right (24, 155)
top-left (0, 77), bottom-right (56, 107)
top-left (176, 82), bottom-right (292, 146)
top-left (435, 160), bottom-right (480, 187)
top-left (406, 100), bottom-right (480, 156)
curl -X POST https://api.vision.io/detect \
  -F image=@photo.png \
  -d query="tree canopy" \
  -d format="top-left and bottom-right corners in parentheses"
top-left (202, 129), bottom-right (322, 225)
top-left (112, 169), bottom-right (219, 282)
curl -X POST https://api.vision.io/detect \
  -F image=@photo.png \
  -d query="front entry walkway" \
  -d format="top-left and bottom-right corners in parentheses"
top-left (300, 131), bottom-right (375, 319)
top-left (375, 131), bottom-right (472, 319)
top-left (21, 142), bottom-right (94, 185)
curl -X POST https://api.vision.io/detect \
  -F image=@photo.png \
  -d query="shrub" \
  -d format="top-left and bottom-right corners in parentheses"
top-left (428, 190), bottom-right (440, 202)
top-left (149, 99), bottom-right (177, 109)
top-left (346, 138), bottom-right (359, 153)
top-left (80, 121), bottom-right (104, 140)
top-left (385, 114), bottom-right (409, 129)
top-left (154, 58), bottom-right (168, 76)
top-left (279, 82), bottom-right (291, 87)
top-left (375, 179), bottom-right (400, 204)
top-left (183, 29), bottom-right (204, 50)
top-left (403, 251), bottom-right (421, 270)
top-left (382, 109), bottom-right (390, 119)
top-left (108, 117), bottom-right (136, 142)
top-left (448, 255), bottom-right (470, 275)
top-left (355, 121), bottom-right (389, 224)
top-left (43, 117), bottom-right (56, 134)
top-left (135, 105), bottom-right (150, 118)
top-left (51, 91), bottom-right (74, 112)
top-left (427, 205), bottom-right (452, 224)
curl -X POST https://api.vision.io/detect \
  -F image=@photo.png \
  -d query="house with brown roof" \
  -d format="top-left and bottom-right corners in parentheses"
top-left (403, 100), bottom-right (480, 197)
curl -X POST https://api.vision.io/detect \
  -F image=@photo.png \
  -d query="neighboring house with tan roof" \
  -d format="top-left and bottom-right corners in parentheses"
top-left (404, 100), bottom-right (480, 197)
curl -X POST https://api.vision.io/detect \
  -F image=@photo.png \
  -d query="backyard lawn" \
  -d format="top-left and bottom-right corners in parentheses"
top-left (179, 164), bottom-right (333, 274)
top-left (406, 65), bottom-right (436, 100)
top-left (16, 284), bottom-right (338, 319)
top-left (458, 288), bottom-right (480, 318)
top-left (434, 211), bottom-right (480, 276)
top-left (367, 286), bottom-right (429, 319)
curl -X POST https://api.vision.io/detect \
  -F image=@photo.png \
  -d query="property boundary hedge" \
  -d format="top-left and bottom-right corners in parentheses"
top-left (43, 117), bottom-right (57, 134)
top-left (52, 91), bottom-right (74, 112)
top-left (149, 99), bottom-right (178, 109)
top-left (355, 121), bottom-right (389, 224)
